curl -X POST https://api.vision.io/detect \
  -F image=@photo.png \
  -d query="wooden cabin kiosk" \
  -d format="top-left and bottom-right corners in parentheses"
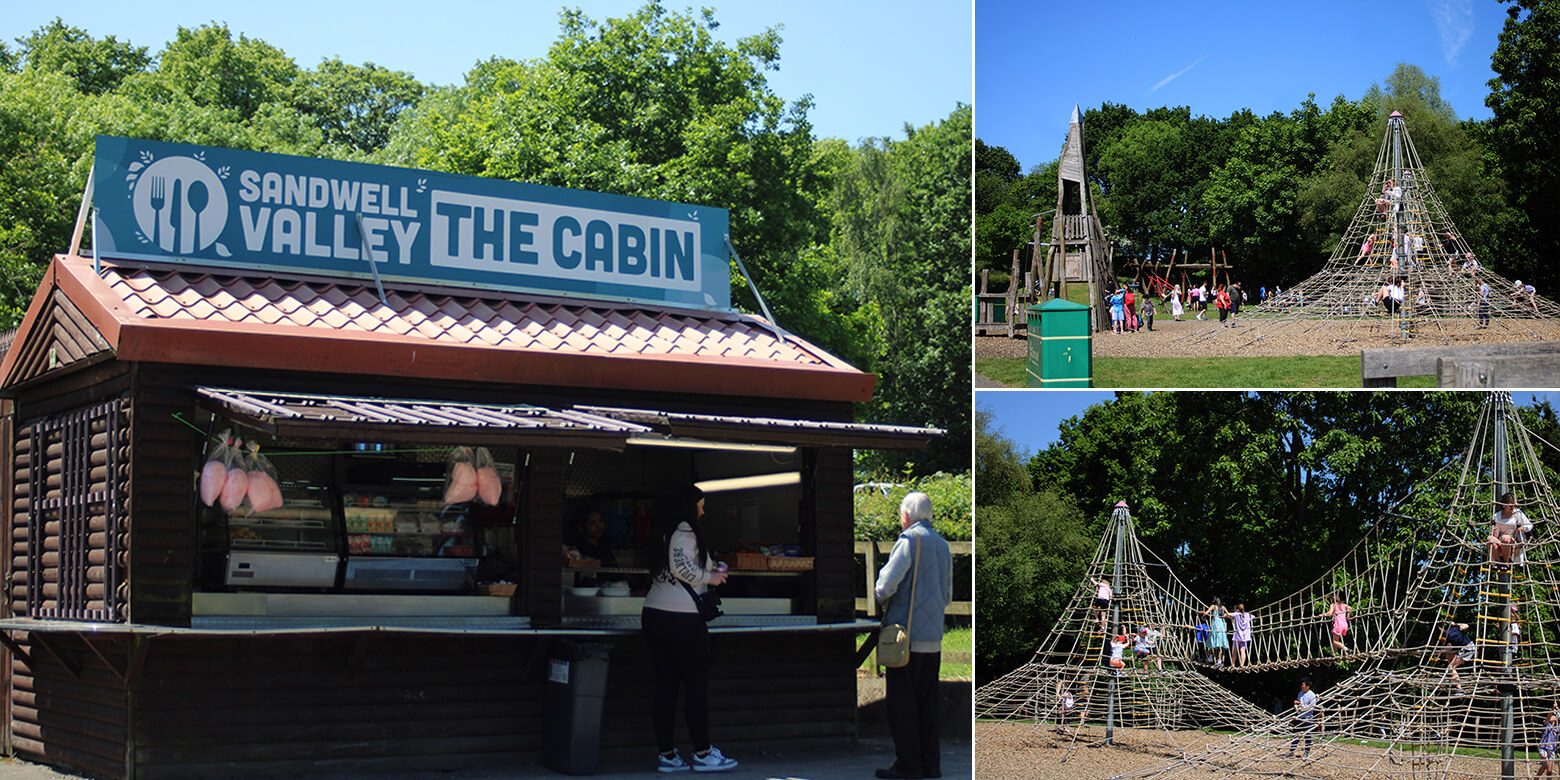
top-left (0, 253), bottom-right (940, 778)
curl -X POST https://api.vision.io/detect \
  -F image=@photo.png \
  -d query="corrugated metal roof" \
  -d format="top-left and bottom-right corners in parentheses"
top-left (580, 405), bottom-right (944, 449)
top-left (197, 387), bottom-right (650, 448)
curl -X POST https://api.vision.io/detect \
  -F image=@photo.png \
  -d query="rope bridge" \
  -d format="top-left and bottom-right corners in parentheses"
top-left (980, 393), bottom-right (1560, 778)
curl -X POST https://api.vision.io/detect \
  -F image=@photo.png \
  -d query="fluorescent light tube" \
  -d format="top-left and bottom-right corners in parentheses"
top-left (695, 472), bottom-right (802, 493)
top-left (626, 436), bottom-right (795, 454)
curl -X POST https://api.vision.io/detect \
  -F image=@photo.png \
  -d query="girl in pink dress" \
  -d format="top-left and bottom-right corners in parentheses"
top-left (1324, 593), bottom-right (1351, 653)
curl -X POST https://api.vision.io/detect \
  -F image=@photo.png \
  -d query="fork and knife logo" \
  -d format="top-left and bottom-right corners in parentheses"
top-left (132, 156), bottom-right (228, 254)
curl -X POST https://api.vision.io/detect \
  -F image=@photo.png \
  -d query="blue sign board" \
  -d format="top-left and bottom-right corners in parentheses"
top-left (91, 135), bottom-right (732, 310)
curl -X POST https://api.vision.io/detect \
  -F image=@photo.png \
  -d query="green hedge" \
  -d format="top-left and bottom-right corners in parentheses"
top-left (853, 470), bottom-right (972, 542)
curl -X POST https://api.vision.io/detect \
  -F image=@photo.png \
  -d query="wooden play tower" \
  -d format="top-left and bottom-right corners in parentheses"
top-left (1040, 105), bottom-right (1114, 332)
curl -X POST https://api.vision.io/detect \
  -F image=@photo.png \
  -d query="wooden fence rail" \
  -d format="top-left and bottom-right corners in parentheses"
top-left (854, 540), bottom-right (972, 618)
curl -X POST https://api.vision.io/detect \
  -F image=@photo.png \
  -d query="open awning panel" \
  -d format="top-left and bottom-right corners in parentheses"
top-left (575, 405), bottom-right (944, 450)
top-left (196, 387), bottom-right (651, 450)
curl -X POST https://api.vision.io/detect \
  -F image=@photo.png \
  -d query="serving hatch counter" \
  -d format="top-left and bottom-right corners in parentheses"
top-left (0, 135), bottom-right (942, 780)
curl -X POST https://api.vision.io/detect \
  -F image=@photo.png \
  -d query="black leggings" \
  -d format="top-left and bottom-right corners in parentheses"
top-left (643, 607), bottom-right (711, 753)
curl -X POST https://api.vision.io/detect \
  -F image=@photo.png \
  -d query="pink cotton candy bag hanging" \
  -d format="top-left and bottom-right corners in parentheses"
top-left (444, 446), bottom-right (478, 506)
top-left (473, 446), bottom-right (502, 506)
top-left (218, 437), bottom-right (251, 513)
top-left (199, 431), bottom-right (233, 507)
top-left (245, 441), bottom-right (284, 514)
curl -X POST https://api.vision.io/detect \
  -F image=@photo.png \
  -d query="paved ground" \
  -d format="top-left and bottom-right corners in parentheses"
top-left (0, 738), bottom-right (973, 779)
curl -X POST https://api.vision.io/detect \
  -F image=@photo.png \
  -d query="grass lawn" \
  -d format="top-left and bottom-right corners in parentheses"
top-left (976, 356), bottom-right (1437, 389)
top-left (857, 626), bottom-right (972, 680)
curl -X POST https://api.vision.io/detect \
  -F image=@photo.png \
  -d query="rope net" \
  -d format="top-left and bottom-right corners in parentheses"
top-left (978, 393), bottom-right (1560, 777)
top-left (1210, 113), bottom-right (1560, 348)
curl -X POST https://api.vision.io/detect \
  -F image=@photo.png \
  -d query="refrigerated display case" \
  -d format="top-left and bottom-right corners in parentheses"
top-left (338, 457), bottom-right (481, 592)
top-left (223, 481), bottom-right (340, 588)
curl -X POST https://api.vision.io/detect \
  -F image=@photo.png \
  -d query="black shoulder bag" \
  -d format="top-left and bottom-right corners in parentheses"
top-left (681, 581), bottom-right (723, 622)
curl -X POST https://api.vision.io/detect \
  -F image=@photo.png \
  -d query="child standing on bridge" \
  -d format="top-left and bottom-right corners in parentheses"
top-left (1231, 603), bottom-right (1254, 668)
top-left (1203, 598), bottom-right (1230, 668)
top-left (1324, 593), bottom-right (1351, 654)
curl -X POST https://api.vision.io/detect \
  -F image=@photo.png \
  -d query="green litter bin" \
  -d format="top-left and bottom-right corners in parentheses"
top-left (1026, 298), bottom-right (1092, 388)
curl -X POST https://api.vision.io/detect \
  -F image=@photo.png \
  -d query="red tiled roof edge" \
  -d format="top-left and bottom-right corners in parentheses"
top-left (0, 261), bottom-right (61, 388)
top-left (47, 255), bottom-right (877, 403)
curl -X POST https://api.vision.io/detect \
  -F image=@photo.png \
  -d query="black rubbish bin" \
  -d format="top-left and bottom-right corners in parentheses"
top-left (544, 640), bottom-right (613, 775)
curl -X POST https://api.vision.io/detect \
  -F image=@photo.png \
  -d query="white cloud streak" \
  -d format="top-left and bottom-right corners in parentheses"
top-left (1428, 0), bottom-right (1474, 66)
top-left (1148, 54), bottom-right (1209, 95)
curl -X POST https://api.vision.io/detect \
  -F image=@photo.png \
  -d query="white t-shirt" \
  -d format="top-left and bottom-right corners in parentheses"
top-left (1494, 507), bottom-right (1533, 536)
top-left (1096, 581), bottom-right (1112, 600)
top-left (1296, 690), bottom-right (1318, 720)
top-left (1141, 628), bottom-right (1161, 649)
top-left (1109, 639), bottom-right (1127, 661)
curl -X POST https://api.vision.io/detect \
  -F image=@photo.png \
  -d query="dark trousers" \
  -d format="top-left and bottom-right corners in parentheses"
top-left (1290, 718), bottom-right (1316, 755)
top-left (1145, 313), bottom-right (1154, 331)
top-left (643, 608), bottom-right (711, 753)
top-left (886, 651), bottom-right (941, 775)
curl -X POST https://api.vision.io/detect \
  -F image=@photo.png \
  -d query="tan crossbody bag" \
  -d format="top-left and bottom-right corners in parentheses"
top-left (876, 536), bottom-right (921, 669)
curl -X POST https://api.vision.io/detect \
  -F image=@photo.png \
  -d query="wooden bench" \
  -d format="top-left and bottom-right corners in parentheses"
top-left (1361, 341), bottom-right (1560, 387)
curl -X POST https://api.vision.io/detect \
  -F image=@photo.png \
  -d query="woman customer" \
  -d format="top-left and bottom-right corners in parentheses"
top-left (642, 485), bottom-right (737, 773)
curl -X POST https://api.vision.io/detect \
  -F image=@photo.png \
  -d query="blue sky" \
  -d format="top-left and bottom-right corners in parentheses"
top-left (6, 1), bottom-right (972, 145)
top-left (979, 391), bottom-right (1560, 458)
top-left (978, 0), bottom-right (1510, 169)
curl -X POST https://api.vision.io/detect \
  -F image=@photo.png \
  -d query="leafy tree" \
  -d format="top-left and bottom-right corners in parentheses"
top-left (382, 5), bottom-right (824, 325)
top-left (149, 23), bottom-right (299, 119)
top-left (1027, 392), bottom-right (1481, 608)
top-left (1487, 0), bottom-right (1560, 292)
top-left (290, 58), bottom-right (424, 155)
top-left (829, 108), bottom-right (972, 473)
top-left (16, 19), bottom-right (149, 95)
top-left (974, 409), bottom-right (1092, 681)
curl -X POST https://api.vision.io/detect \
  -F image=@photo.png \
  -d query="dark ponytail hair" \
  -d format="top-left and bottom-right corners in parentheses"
top-left (648, 484), bottom-right (708, 575)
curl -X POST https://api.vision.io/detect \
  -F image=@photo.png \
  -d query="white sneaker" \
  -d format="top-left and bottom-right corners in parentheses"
top-left (690, 746), bottom-right (738, 773)
top-left (658, 752), bottom-right (691, 773)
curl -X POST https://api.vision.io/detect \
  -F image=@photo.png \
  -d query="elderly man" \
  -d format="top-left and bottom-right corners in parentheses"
top-left (873, 492), bottom-right (954, 779)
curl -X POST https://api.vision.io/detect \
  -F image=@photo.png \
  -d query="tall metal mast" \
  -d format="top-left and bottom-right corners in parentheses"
top-left (1495, 393), bottom-right (1514, 780)
top-left (1105, 501), bottom-right (1129, 745)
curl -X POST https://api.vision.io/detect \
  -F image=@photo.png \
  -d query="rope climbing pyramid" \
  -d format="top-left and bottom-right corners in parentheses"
top-left (975, 502), bottom-right (1275, 753)
top-left (1115, 392), bottom-right (1560, 779)
top-left (1231, 112), bottom-right (1560, 347)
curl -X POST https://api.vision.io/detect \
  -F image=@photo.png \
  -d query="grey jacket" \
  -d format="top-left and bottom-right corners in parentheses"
top-left (875, 521), bottom-right (953, 653)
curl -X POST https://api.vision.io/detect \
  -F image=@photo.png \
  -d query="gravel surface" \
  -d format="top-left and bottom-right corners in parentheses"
top-left (975, 722), bottom-right (1511, 779)
top-left (976, 318), bottom-right (1560, 359)
top-left (976, 722), bottom-right (1227, 780)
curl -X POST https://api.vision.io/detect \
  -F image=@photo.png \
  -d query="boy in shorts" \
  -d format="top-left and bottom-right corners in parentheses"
top-left (1135, 624), bottom-right (1163, 672)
